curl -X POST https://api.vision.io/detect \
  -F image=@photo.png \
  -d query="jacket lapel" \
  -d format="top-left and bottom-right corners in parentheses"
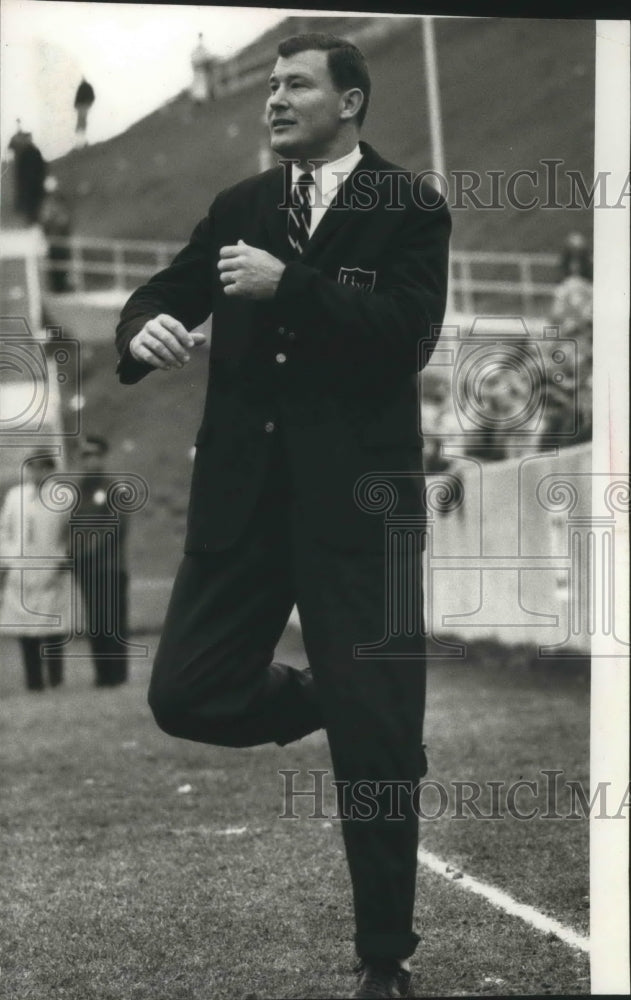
top-left (261, 163), bottom-right (298, 261)
top-left (260, 142), bottom-right (383, 264)
top-left (302, 141), bottom-right (381, 262)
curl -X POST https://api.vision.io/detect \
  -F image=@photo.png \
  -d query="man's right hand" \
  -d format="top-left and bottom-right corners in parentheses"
top-left (129, 314), bottom-right (206, 370)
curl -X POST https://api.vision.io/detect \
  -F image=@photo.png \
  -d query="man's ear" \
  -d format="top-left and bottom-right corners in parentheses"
top-left (340, 88), bottom-right (364, 122)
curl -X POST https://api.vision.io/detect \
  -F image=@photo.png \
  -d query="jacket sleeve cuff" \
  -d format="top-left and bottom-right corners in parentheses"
top-left (116, 319), bottom-right (155, 384)
top-left (116, 348), bottom-right (155, 385)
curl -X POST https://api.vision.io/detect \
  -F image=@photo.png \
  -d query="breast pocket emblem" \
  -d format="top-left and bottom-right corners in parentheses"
top-left (337, 267), bottom-right (376, 292)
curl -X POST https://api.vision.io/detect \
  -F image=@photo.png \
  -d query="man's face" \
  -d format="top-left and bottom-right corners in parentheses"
top-left (266, 49), bottom-right (347, 160)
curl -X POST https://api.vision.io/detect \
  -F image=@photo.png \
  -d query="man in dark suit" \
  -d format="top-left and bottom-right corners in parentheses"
top-left (116, 33), bottom-right (450, 999)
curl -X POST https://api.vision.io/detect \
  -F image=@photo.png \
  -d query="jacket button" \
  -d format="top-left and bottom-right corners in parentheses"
top-left (287, 331), bottom-right (296, 341)
top-left (265, 421), bottom-right (275, 433)
top-left (275, 352), bottom-right (287, 364)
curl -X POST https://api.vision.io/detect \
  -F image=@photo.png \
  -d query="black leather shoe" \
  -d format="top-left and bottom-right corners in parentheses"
top-left (352, 959), bottom-right (412, 998)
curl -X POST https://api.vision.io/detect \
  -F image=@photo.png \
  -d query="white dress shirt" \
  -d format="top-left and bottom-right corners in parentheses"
top-left (290, 144), bottom-right (363, 238)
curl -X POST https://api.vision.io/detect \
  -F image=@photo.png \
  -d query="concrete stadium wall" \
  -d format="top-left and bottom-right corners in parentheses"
top-left (426, 442), bottom-right (595, 654)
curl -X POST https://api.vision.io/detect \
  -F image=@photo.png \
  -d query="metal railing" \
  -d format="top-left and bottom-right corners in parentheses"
top-left (40, 236), bottom-right (183, 295)
top-left (450, 250), bottom-right (558, 316)
top-left (39, 236), bottom-right (561, 315)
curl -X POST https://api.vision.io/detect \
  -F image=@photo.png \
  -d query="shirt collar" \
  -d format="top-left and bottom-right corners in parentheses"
top-left (291, 144), bottom-right (363, 200)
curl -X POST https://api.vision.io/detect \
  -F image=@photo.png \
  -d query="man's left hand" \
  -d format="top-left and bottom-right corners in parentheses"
top-left (218, 240), bottom-right (285, 299)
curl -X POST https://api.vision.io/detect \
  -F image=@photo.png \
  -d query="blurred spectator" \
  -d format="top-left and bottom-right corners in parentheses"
top-left (548, 232), bottom-right (593, 444)
top-left (39, 176), bottom-right (73, 293)
top-left (457, 361), bottom-right (539, 461)
top-left (552, 231), bottom-right (592, 334)
top-left (7, 119), bottom-right (30, 215)
top-left (421, 235), bottom-right (594, 466)
top-left (420, 369), bottom-right (454, 473)
top-left (488, 365), bottom-right (543, 457)
top-left (7, 119), bottom-right (29, 157)
top-left (460, 365), bottom-right (511, 461)
top-left (8, 128), bottom-right (47, 224)
top-left (0, 454), bottom-right (68, 691)
top-left (74, 77), bottom-right (95, 148)
top-left (8, 118), bottom-right (29, 214)
top-left (75, 436), bottom-right (129, 687)
top-left (190, 33), bottom-right (215, 105)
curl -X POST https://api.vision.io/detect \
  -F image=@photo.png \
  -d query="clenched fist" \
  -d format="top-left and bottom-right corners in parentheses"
top-left (129, 314), bottom-right (207, 371)
top-left (217, 240), bottom-right (285, 300)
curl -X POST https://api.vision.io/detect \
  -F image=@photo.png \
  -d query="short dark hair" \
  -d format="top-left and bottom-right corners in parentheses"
top-left (277, 33), bottom-right (371, 127)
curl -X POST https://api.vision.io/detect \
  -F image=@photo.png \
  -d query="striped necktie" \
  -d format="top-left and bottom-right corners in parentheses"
top-left (288, 172), bottom-right (314, 255)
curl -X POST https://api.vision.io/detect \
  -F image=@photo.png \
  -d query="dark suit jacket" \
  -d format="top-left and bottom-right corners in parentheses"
top-left (116, 141), bottom-right (451, 553)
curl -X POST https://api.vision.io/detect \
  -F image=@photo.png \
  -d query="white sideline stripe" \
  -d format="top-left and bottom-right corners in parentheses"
top-left (418, 848), bottom-right (590, 953)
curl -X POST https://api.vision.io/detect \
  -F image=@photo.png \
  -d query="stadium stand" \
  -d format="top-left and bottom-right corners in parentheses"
top-left (1, 16), bottom-right (594, 251)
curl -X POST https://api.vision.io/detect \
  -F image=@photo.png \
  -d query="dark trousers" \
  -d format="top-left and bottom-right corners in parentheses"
top-left (148, 432), bottom-right (426, 961)
top-left (81, 565), bottom-right (129, 686)
top-left (20, 636), bottom-right (63, 690)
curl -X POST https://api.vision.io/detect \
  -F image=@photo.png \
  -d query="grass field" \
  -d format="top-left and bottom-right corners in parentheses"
top-left (1, 628), bottom-right (589, 999)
